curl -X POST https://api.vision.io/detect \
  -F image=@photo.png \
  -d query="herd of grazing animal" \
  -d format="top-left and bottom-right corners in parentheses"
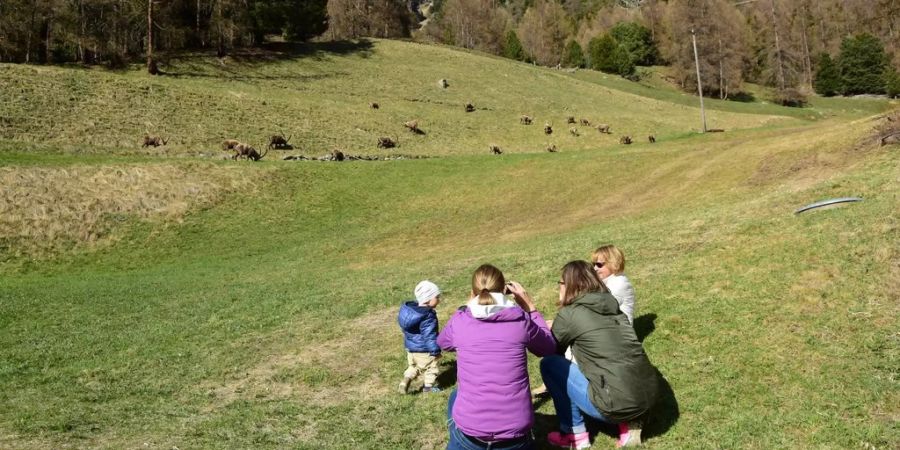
top-left (139, 77), bottom-right (658, 162)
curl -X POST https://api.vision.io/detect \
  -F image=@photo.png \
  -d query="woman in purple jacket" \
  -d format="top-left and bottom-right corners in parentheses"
top-left (437, 264), bottom-right (557, 450)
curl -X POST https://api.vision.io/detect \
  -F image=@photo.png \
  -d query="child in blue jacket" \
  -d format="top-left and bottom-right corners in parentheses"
top-left (398, 280), bottom-right (442, 393)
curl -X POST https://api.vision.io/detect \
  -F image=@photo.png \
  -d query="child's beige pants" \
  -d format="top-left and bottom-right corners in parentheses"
top-left (404, 352), bottom-right (439, 386)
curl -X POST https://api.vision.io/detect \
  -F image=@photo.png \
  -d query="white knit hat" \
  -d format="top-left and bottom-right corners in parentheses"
top-left (414, 280), bottom-right (441, 305)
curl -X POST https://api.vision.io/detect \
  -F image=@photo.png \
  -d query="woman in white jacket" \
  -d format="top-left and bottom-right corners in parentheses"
top-left (592, 245), bottom-right (636, 325)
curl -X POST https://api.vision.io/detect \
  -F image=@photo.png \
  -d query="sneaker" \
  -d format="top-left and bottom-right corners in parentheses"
top-left (616, 422), bottom-right (642, 447)
top-left (547, 431), bottom-right (590, 449)
top-left (422, 385), bottom-right (442, 393)
top-left (398, 378), bottom-right (411, 394)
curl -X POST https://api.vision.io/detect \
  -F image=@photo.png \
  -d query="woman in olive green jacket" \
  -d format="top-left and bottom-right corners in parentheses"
top-left (541, 260), bottom-right (659, 449)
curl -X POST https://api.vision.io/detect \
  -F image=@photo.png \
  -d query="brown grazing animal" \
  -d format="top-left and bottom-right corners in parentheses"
top-left (520, 115), bottom-right (533, 125)
top-left (222, 139), bottom-right (240, 151)
top-left (489, 144), bottom-right (502, 155)
top-left (331, 149), bottom-right (345, 161)
top-left (596, 124), bottom-right (611, 134)
top-left (566, 116), bottom-right (576, 124)
top-left (377, 137), bottom-right (397, 148)
top-left (370, 102), bottom-right (379, 109)
top-left (580, 119), bottom-right (590, 126)
top-left (569, 127), bottom-right (579, 137)
top-left (619, 136), bottom-right (632, 145)
top-left (544, 123), bottom-right (553, 135)
top-left (465, 103), bottom-right (475, 112)
top-left (404, 120), bottom-right (419, 133)
top-left (546, 144), bottom-right (558, 152)
top-left (648, 135), bottom-right (656, 143)
top-left (232, 143), bottom-right (268, 161)
top-left (268, 132), bottom-right (292, 150)
top-left (141, 135), bottom-right (167, 148)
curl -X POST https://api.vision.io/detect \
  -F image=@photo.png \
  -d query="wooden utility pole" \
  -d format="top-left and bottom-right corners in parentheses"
top-left (691, 28), bottom-right (707, 133)
top-left (769, 0), bottom-right (786, 91)
top-left (147, 0), bottom-right (158, 74)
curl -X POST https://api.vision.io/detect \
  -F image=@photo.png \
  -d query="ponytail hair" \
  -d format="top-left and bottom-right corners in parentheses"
top-left (472, 264), bottom-right (505, 305)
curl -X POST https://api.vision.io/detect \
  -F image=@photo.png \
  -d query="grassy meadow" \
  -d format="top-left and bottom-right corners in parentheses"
top-left (0, 39), bottom-right (898, 449)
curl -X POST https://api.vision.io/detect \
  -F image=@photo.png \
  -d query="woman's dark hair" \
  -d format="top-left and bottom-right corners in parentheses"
top-left (559, 260), bottom-right (608, 306)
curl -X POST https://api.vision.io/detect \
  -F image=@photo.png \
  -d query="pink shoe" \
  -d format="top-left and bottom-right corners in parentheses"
top-left (616, 422), bottom-right (642, 447)
top-left (547, 431), bottom-right (591, 449)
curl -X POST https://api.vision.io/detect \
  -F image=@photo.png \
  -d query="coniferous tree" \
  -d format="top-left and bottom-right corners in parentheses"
top-left (608, 21), bottom-right (658, 66)
top-left (838, 33), bottom-right (888, 95)
top-left (663, 0), bottom-right (747, 98)
top-left (518, 0), bottom-right (571, 67)
top-left (502, 29), bottom-right (526, 61)
top-left (884, 67), bottom-right (900, 98)
top-left (588, 33), bottom-right (618, 73)
top-left (813, 52), bottom-right (841, 96)
top-left (561, 39), bottom-right (585, 68)
top-left (613, 44), bottom-right (635, 76)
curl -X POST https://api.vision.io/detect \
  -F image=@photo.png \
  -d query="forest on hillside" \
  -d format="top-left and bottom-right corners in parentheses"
top-left (0, 0), bottom-right (897, 99)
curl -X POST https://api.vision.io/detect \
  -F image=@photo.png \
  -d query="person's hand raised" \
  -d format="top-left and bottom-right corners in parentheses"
top-left (505, 281), bottom-right (536, 313)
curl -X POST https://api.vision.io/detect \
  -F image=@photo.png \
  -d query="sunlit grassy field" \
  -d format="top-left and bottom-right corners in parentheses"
top-left (0, 39), bottom-right (897, 449)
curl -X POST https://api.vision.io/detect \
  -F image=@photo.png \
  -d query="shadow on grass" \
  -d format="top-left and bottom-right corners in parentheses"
top-left (728, 91), bottom-right (757, 103)
top-left (531, 367), bottom-right (678, 448)
top-left (634, 313), bottom-right (657, 342)
top-left (160, 40), bottom-right (375, 80)
top-left (436, 359), bottom-right (457, 390)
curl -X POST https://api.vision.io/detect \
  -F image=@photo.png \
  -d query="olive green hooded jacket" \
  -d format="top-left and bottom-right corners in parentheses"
top-left (551, 291), bottom-right (659, 421)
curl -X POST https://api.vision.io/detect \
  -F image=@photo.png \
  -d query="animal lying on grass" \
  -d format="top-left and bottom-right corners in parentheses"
top-left (141, 135), bottom-right (168, 148)
top-left (268, 132), bottom-right (292, 150)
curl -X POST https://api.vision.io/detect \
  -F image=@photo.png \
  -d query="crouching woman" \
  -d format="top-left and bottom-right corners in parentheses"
top-left (541, 260), bottom-right (659, 448)
top-left (437, 264), bottom-right (557, 450)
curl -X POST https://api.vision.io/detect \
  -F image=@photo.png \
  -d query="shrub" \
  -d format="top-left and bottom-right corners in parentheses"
top-left (774, 88), bottom-right (807, 107)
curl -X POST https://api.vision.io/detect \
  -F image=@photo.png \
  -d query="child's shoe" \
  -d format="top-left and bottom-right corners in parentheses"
top-left (398, 377), bottom-right (412, 394)
top-left (422, 385), bottom-right (442, 393)
top-left (547, 431), bottom-right (590, 449)
top-left (616, 422), bottom-right (642, 447)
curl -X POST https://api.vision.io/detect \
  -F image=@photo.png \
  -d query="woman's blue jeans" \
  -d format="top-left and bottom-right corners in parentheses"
top-left (539, 355), bottom-right (614, 434)
top-left (446, 389), bottom-right (534, 450)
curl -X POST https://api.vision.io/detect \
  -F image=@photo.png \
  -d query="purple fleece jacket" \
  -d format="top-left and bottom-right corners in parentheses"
top-left (437, 306), bottom-right (556, 440)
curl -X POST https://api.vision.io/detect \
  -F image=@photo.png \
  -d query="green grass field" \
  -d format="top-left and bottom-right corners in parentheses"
top-left (1, 39), bottom-right (898, 449)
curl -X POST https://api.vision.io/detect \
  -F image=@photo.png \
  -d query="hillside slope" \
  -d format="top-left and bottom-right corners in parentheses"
top-left (0, 40), bottom-right (897, 449)
top-left (0, 39), bottom-right (813, 157)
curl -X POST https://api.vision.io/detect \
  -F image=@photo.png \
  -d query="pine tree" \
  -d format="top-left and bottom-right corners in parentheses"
top-left (885, 67), bottom-right (900, 99)
top-left (838, 33), bottom-right (888, 95)
top-left (588, 34), bottom-right (618, 73)
top-left (503, 29), bottom-right (525, 61)
top-left (812, 53), bottom-right (841, 96)
top-left (613, 44), bottom-right (636, 76)
top-left (609, 21), bottom-right (658, 66)
top-left (561, 39), bottom-right (585, 68)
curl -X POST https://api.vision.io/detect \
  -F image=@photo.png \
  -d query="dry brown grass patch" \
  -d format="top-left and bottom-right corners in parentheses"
top-left (200, 308), bottom-right (397, 414)
top-left (0, 162), bottom-right (259, 260)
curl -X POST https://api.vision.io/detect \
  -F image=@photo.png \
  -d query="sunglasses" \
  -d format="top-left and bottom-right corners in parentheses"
top-left (594, 261), bottom-right (606, 269)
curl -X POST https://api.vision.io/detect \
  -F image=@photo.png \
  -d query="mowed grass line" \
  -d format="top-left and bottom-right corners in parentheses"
top-left (2, 104), bottom-right (898, 449)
